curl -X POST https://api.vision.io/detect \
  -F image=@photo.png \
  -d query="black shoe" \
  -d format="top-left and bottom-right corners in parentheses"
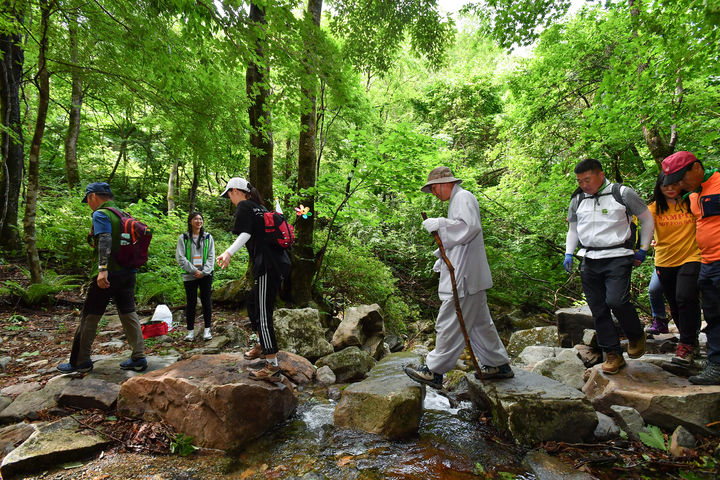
top-left (57, 360), bottom-right (93, 374)
top-left (478, 363), bottom-right (514, 380)
top-left (119, 357), bottom-right (148, 372)
top-left (689, 362), bottom-right (720, 385)
top-left (404, 363), bottom-right (443, 389)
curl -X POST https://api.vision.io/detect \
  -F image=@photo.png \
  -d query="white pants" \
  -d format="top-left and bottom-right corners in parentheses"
top-left (425, 290), bottom-right (510, 375)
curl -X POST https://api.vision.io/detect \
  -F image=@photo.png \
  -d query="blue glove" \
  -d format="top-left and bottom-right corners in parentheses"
top-left (563, 254), bottom-right (573, 273)
top-left (634, 248), bottom-right (647, 264)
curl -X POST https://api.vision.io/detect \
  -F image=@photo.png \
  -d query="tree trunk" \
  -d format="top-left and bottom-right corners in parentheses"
top-left (0, 8), bottom-right (25, 251)
top-left (246, 2), bottom-right (273, 208)
top-left (24, 0), bottom-right (52, 284)
top-left (291, 0), bottom-right (322, 306)
top-left (167, 160), bottom-right (178, 212)
top-left (189, 159), bottom-right (199, 213)
top-left (642, 125), bottom-right (675, 169)
top-left (63, 10), bottom-right (82, 188)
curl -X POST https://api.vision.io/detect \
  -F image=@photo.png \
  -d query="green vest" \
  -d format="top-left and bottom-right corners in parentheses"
top-left (94, 200), bottom-right (123, 272)
top-left (183, 232), bottom-right (210, 271)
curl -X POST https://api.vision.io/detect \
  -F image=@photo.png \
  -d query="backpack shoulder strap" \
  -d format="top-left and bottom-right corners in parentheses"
top-left (611, 183), bottom-right (626, 207)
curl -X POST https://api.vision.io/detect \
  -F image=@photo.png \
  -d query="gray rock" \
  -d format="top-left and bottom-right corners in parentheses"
top-left (17, 374), bottom-right (40, 382)
top-left (507, 327), bottom-right (559, 358)
top-left (0, 357), bottom-right (11, 372)
top-left (26, 360), bottom-right (48, 369)
top-left (0, 376), bottom-right (73, 424)
top-left (467, 368), bottom-right (597, 445)
top-left (315, 366), bottom-right (336, 385)
top-left (583, 361), bottom-right (720, 436)
top-left (331, 304), bottom-right (384, 350)
top-left (556, 306), bottom-right (596, 348)
top-left (385, 334), bottom-right (404, 352)
top-left (212, 277), bottom-right (252, 304)
top-left (511, 346), bottom-right (561, 369)
top-left (327, 387), bottom-right (341, 401)
top-left (0, 417), bottom-right (111, 478)
top-left (362, 333), bottom-right (386, 360)
top-left (410, 344), bottom-right (430, 357)
top-left (581, 329), bottom-right (597, 347)
top-left (0, 422), bottom-right (38, 457)
top-left (0, 397), bottom-right (10, 414)
top-left (594, 412), bottom-right (620, 441)
top-left (274, 308), bottom-right (334, 362)
top-left (0, 382), bottom-right (41, 399)
top-left (84, 353), bottom-right (182, 385)
top-left (98, 340), bottom-right (125, 349)
top-left (523, 450), bottom-right (595, 480)
top-left (117, 353), bottom-right (296, 451)
top-left (670, 425), bottom-right (696, 457)
top-left (334, 351), bottom-right (423, 438)
top-left (315, 346), bottom-right (375, 383)
top-left (57, 378), bottom-right (121, 410)
top-left (531, 348), bottom-right (587, 390)
top-left (609, 405), bottom-right (645, 440)
top-left (574, 344), bottom-right (602, 368)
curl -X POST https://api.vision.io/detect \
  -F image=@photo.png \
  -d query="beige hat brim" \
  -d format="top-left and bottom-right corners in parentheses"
top-left (421, 177), bottom-right (462, 193)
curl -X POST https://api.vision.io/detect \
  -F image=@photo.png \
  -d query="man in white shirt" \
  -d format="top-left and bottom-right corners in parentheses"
top-left (564, 158), bottom-right (653, 374)
top-left (405, 166), bottom-right (512, 389)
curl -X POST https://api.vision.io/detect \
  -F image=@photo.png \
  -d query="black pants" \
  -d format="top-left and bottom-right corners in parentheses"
top-left (656, 262), bottom-right (701, 345)
top-left (83, 271), bottom-right (136, 315)
top-left (580, 255), bottom-right (642, 353)
top-left (247, 270), bottom-right (282, 355)
top-left (184, 275), bottom-right (213, 329)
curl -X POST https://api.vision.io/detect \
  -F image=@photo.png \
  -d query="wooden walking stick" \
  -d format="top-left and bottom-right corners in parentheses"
top-left (422, 212), bottom-right (484, 384)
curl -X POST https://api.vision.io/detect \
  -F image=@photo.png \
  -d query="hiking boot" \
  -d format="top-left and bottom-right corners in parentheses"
top-left (203, 328), bottom-right (212, 341)
top-left (689, 362), bottom-right (720, 385)
top-left (184, 331), bottom-right (194, 341)
top-left (627, 332), bottom-right (646, 359)
top-left (671, 343), bottom-right (696, 366)
top-left (404, 363), bottom-right (443, 389)
top-left (249, 363), bottom-right (282, 383)
top-left (244, 343), bottom-right (265, 360)
top-left (602, 351), bottom-right (626, 374)
top-left (57, 360), bottom-right (93, 374)
top-left (478, 363), bottom-right (514, 380)
top-left (120, 357), bottom-right (148, 372)
top-left (645, 317), bottom-right (669, 335)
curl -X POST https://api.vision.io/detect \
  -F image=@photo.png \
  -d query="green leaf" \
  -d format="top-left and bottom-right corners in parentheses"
top-left (638, 425), bottom-right (667, 451)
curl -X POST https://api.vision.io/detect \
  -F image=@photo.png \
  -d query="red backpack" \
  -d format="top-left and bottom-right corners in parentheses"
top-left (99, 207), bottom-right (153, 268)
top-left (263, 211), bottom-right (294, 250)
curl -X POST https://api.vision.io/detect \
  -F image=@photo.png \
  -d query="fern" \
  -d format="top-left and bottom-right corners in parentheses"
top-left (0, 270), bottom-right (82, 306)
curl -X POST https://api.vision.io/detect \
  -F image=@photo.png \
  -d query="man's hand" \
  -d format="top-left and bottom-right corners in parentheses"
top-left (563, 254), bottom-right (574, 273)
top-left (97, 270), bottom-right (110, 289)
top-left (422, 217), bottom-right (441, 233)
top-left (193, 270), bottom-right (204, 278)
top-left (217, 251), bottom-right (231, 269)
top-left (633, 248), bottom-right (647, 267)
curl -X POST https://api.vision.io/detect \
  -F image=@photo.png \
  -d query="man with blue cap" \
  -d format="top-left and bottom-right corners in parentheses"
top-left (57, 182), bottom-right (146, 373)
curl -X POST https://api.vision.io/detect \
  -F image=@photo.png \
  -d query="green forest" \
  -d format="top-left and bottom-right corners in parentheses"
top-left (1, 0), bottom-right (719, 332)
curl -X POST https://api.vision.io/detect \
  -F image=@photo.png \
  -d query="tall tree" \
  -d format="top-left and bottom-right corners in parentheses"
top-left (63, 7), bottom-right (82, 188)
top-left (246, 1), bottom-right (273, 207)
top-left (292, 0), bottom-right (323, 306)
top-left (24, 0), bottom-right (53, 283)
top-left (0, 4), bottom-right (25, 251)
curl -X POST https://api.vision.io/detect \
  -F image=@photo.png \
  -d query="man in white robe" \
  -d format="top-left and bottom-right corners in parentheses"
top-left (405, 166), bottom-right (512, 389)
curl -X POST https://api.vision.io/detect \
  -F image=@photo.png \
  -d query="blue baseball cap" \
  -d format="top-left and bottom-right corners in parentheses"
top-left (82, 182), bottom-right (113, 203)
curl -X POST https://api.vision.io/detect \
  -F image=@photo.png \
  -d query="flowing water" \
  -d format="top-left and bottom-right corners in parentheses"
top-left (224, 388), bottom-right (535, 479)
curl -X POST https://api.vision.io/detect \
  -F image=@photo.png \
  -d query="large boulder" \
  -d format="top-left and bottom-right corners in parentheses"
top-left (556, 306), bottom-right (596, 348)
top-left (331, 304), bottom-right (384, 351)
top-left (212, 277), bottom-right (252, 304)
top-left (511, 346), bottom-right (562, 370)
top-left (531, 348), bottom-right (588, 391)
top-left (334, 351), bottom-right (423, 438)
top-left (315, 346), bottom-right (375, 383)
top-left (583, 360), bottom-right (720, 436)
top-left (274, 308), bottom-right (334, 362)
top-left (57, 378), bottom-right (120, 410)
top-left (0, 376), bottom-right (73, 425)
top-left (0, 417), bottom-right (111, 479)
top-left (467, 368), bottom-right (597, 445)
top-left (276, 351), bottom-right (315, 385)
top-left (507, 326), bottom-right (559, 358)
top-left (117, 353), bottom-right (297, 451)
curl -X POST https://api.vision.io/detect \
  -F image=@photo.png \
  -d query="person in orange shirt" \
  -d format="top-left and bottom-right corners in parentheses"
top-left (648, 174), bottom-right (702, 365)
top-left (662, 151), bottom-right (720, 385)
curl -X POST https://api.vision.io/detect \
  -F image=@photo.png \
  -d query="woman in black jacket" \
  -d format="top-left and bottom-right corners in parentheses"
top-left (217, 177), bottom-right (290, 382)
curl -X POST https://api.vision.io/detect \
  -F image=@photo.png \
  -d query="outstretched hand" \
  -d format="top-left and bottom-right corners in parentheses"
top-left (217, 251), bottom-right (231, 269)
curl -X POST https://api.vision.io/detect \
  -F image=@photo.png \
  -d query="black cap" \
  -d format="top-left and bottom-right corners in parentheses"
top-left (82, 182), bottom-right (113, 203)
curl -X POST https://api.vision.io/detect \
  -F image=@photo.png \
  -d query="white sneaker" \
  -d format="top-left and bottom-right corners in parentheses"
top-left (203, 328), bottom-right (212, 341)
top-left (184, 331), bottom-right (194, 341)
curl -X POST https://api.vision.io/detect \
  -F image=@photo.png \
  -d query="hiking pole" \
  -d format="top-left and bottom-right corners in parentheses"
top-left (422, 212), bottom-right (484, 384)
